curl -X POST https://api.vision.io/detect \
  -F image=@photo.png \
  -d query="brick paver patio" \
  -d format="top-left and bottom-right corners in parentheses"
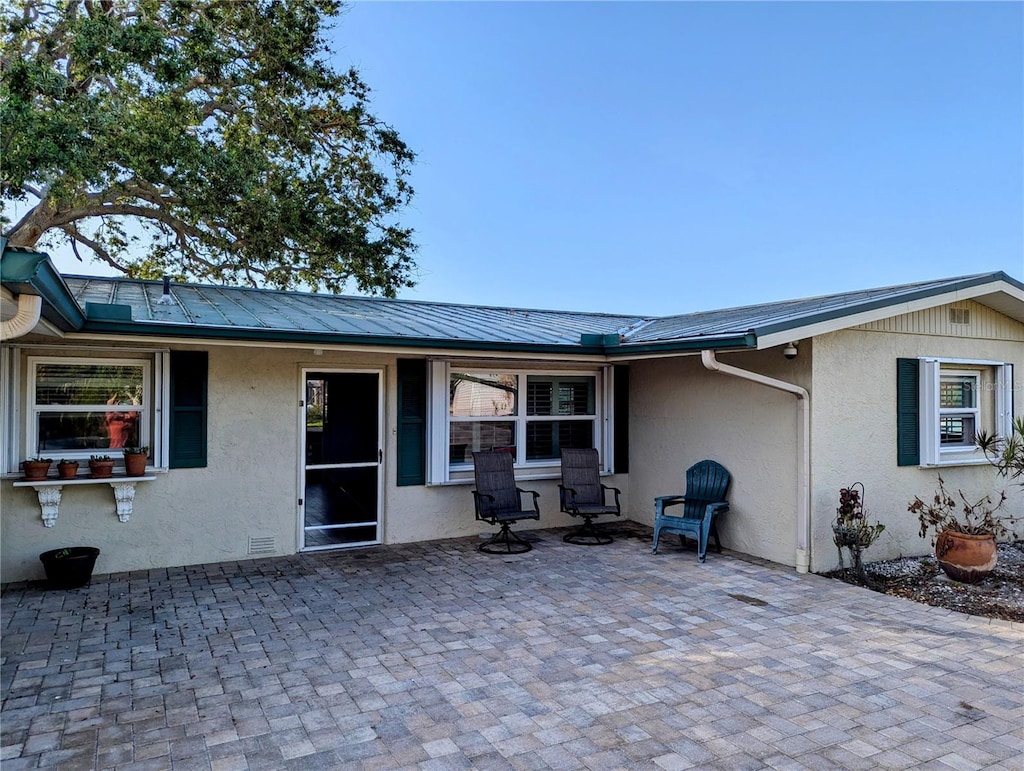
top-left (2, 524), bottom-right (1022, 770)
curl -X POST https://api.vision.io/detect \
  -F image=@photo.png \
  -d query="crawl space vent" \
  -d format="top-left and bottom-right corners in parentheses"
top-left (248, 536), bottom-right (276, 555)
top-left (948, 308), bottom-right (970, 325)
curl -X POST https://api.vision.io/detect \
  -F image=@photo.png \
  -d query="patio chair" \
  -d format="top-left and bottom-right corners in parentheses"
top-left (471, 451), bottom-right (541, 554)
top-left (652, 459), bottom-right (731, 562)
top-left (558, 448), bottom-right (621, 544)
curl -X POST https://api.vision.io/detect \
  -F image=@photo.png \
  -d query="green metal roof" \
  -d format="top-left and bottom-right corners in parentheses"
top-left (3, 248), bottom-right (1021, 355)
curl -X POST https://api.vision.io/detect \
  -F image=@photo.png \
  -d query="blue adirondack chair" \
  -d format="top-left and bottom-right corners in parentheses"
top-left (652, 460), bottom-right (731, 562)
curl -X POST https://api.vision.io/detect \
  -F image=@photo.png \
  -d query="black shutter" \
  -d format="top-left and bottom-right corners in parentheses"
top-left (169, 351), bottom-right (208, 469)
top-left (896, 358), bottom-right (919, 467)
top-left (396, 359), bottom-right (427, 486)
top-left (613, 365), bottom-right (629, 473)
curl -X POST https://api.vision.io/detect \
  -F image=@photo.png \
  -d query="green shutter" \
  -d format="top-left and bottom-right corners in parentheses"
top-left (613, 365), bottom-right (629, 473)
top-left (169, 351), bottom-right (208, 469)
top-left (896, 358), bottom-right (919, 467)
top-left (396, 359), bottom-right (427, 486)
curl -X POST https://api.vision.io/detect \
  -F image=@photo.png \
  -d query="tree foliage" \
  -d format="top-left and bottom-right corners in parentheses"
top-left (1, 0), bottom-right (416, 295)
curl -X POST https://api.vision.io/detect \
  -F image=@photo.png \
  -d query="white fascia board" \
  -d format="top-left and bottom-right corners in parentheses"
top-left (755, 282), bottom-right (1024, 350)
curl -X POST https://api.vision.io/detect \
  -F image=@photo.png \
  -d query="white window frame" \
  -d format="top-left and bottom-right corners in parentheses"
top-left (919, 357), bottom-right (1013, 467)
top-left (3, 348), bottom-right (170, 474)
top-left (427, 360), bottom-right (611, 484)
top-left (937, 369), bottom-right (980, 451)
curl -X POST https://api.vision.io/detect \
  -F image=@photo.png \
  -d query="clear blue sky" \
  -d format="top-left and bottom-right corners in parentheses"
top-left (55, 1), bottom-right (1024, 316)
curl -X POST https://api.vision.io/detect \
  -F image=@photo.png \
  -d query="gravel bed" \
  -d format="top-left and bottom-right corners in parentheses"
top-left (821, 541), bottom-right (1024, 622)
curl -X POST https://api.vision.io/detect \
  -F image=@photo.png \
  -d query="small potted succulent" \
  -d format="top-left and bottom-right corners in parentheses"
top-left (21, 457), bottom-right (53, 481)
top-left (57, 459), bottom-right (80, 479)
top-left (122, 446), bottom-right (149, 477)
top-left (88, 454), bottom-right (115, 479)
top-left (909, 475), bottom-right (1018, 584)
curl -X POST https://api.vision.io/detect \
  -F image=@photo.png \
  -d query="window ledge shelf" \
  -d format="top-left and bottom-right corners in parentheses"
top-left (12, 477), bottom-right (156, 527)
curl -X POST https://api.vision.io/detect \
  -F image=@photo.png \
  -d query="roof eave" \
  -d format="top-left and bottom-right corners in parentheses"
top-left (0, 244), bottom-right (85, 331)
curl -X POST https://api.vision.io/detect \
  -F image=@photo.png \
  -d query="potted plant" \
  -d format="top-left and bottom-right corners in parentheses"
top-left (909, 475), bottom-right (1018, 584)
top-left (39, 547), bottom-right (100, 589)
top-left (88, 454), bottom-right (115, 479)
top-left (831, 482), bottom-right (884, 574)
top-left (123, 446), bottom-right (149, 477)
top-left (20, 457), bottom-right (53, 481)
top-left (57, 459), bottom-right (80, 479)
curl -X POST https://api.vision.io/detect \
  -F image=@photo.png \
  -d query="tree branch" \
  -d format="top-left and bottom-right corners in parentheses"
top-left (59, 223), bottom-right (127, 272)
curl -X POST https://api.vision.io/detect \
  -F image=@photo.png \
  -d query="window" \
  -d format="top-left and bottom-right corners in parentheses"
top-left (28, 357), bottom-right (152, 457)
top-left (899, 357), bottom-right (1014, 467)
top-left (430, 362), bottom-right (608, 482)
top-left (938, 371), bottom-right (979, 449)
top-left (0, 349), bottom-right (196, 474)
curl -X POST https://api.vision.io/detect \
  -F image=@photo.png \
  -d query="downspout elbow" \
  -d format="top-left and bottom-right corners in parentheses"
top-left (0, 294), bottom-right (42, 341)
top-left (701, 349), bottom-right (811, 574)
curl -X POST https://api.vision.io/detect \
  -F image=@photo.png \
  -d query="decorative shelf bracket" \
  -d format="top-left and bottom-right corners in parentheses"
top-left (12, 477), bottom-right (155, 526)
top-left (37, 486), bottom-right (62, 527)
top-left (110, 482), bottom-right (138, 523)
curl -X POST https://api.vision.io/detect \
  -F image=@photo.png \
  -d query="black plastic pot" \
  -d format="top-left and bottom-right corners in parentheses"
top-left (39, 547), bottom-right (100, 589)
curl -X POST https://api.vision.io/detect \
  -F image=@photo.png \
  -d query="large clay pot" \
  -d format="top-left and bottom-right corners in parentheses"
top-left (935, 530), bottom-right (997, 584)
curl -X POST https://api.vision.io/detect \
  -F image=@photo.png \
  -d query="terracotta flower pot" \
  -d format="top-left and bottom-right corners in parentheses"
top-left (935, 530), bottom-right (997, 584)
top-left (21, 460), bottom-right (52, 481)
top-left (89, 460), bottom-right (115, 479)
top-left (57, 462), bottom-right (80, 480)
top-left (124, 452), bottom-right (148, 477)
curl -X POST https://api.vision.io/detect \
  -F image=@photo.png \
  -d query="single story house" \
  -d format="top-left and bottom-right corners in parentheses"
top-left (2, 241), bottom-right (1022, 583)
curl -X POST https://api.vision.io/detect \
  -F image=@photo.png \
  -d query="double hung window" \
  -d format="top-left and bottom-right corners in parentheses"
top-left (914, 358), bottom-right (1013, 466)
top-left (1, 349), bottom-right (175, 474)
top-left (938, 371), bottom-right (979, 449)
top-left (28, 357), bottom-right (152, 457)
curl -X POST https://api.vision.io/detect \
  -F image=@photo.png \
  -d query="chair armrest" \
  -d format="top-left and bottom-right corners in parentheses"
top-left (601, 484), bottom-right (622, 510)
top-left (471, 490), bottom-right (494, 517)
top-left (654, 495), bottom-right (685, 516)
top-left (517, 488), bottom-right (541, 515)
top-left (558, 485), bottom-right (577, 512)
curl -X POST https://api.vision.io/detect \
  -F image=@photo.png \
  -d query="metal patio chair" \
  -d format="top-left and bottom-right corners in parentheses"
top-left (652, 459), bottom-right (731, 562)
top-left (558, 448), bottom-right (621, 544)
top-left (471, 451), bottom-right (541, 554)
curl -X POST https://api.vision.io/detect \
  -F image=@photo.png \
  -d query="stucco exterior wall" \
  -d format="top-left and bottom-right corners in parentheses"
top-left (627, 347), bottom-right (811, 567)
top-left (1, 342), bottom-right (622, 583)
top-left (811, 325), bottom-right (1024, 572)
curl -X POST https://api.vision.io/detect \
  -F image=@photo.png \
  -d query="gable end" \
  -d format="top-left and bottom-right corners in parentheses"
top-left (853, 299), bottom-right (1024, 341)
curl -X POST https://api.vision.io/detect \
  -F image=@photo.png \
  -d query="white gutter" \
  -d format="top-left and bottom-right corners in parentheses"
top-left (701, 349), bottom-right (811, 574)
top-left (0, 294), bottom-right (42, 341)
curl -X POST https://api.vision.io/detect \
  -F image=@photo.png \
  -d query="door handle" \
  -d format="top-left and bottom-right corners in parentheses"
top-left (378, 449), bottom-right (383, 463)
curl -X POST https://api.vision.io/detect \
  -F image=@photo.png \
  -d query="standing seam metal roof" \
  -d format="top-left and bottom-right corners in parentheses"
top-left (57, 271), bottom-right (1023, 350)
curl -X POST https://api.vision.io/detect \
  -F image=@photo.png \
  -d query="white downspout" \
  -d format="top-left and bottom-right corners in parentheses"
top-left (701, 349), bottom-right (811, 574)
top-left (0, 294), bottom-right (42, 341)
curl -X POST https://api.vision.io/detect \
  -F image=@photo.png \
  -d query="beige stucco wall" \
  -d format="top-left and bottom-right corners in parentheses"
top-left (1, 341), bottom-right (621, 583)
top-left (811, 326), bottom-right (1024, 572)
top-left (627, 347), bottom-right (811, 568)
